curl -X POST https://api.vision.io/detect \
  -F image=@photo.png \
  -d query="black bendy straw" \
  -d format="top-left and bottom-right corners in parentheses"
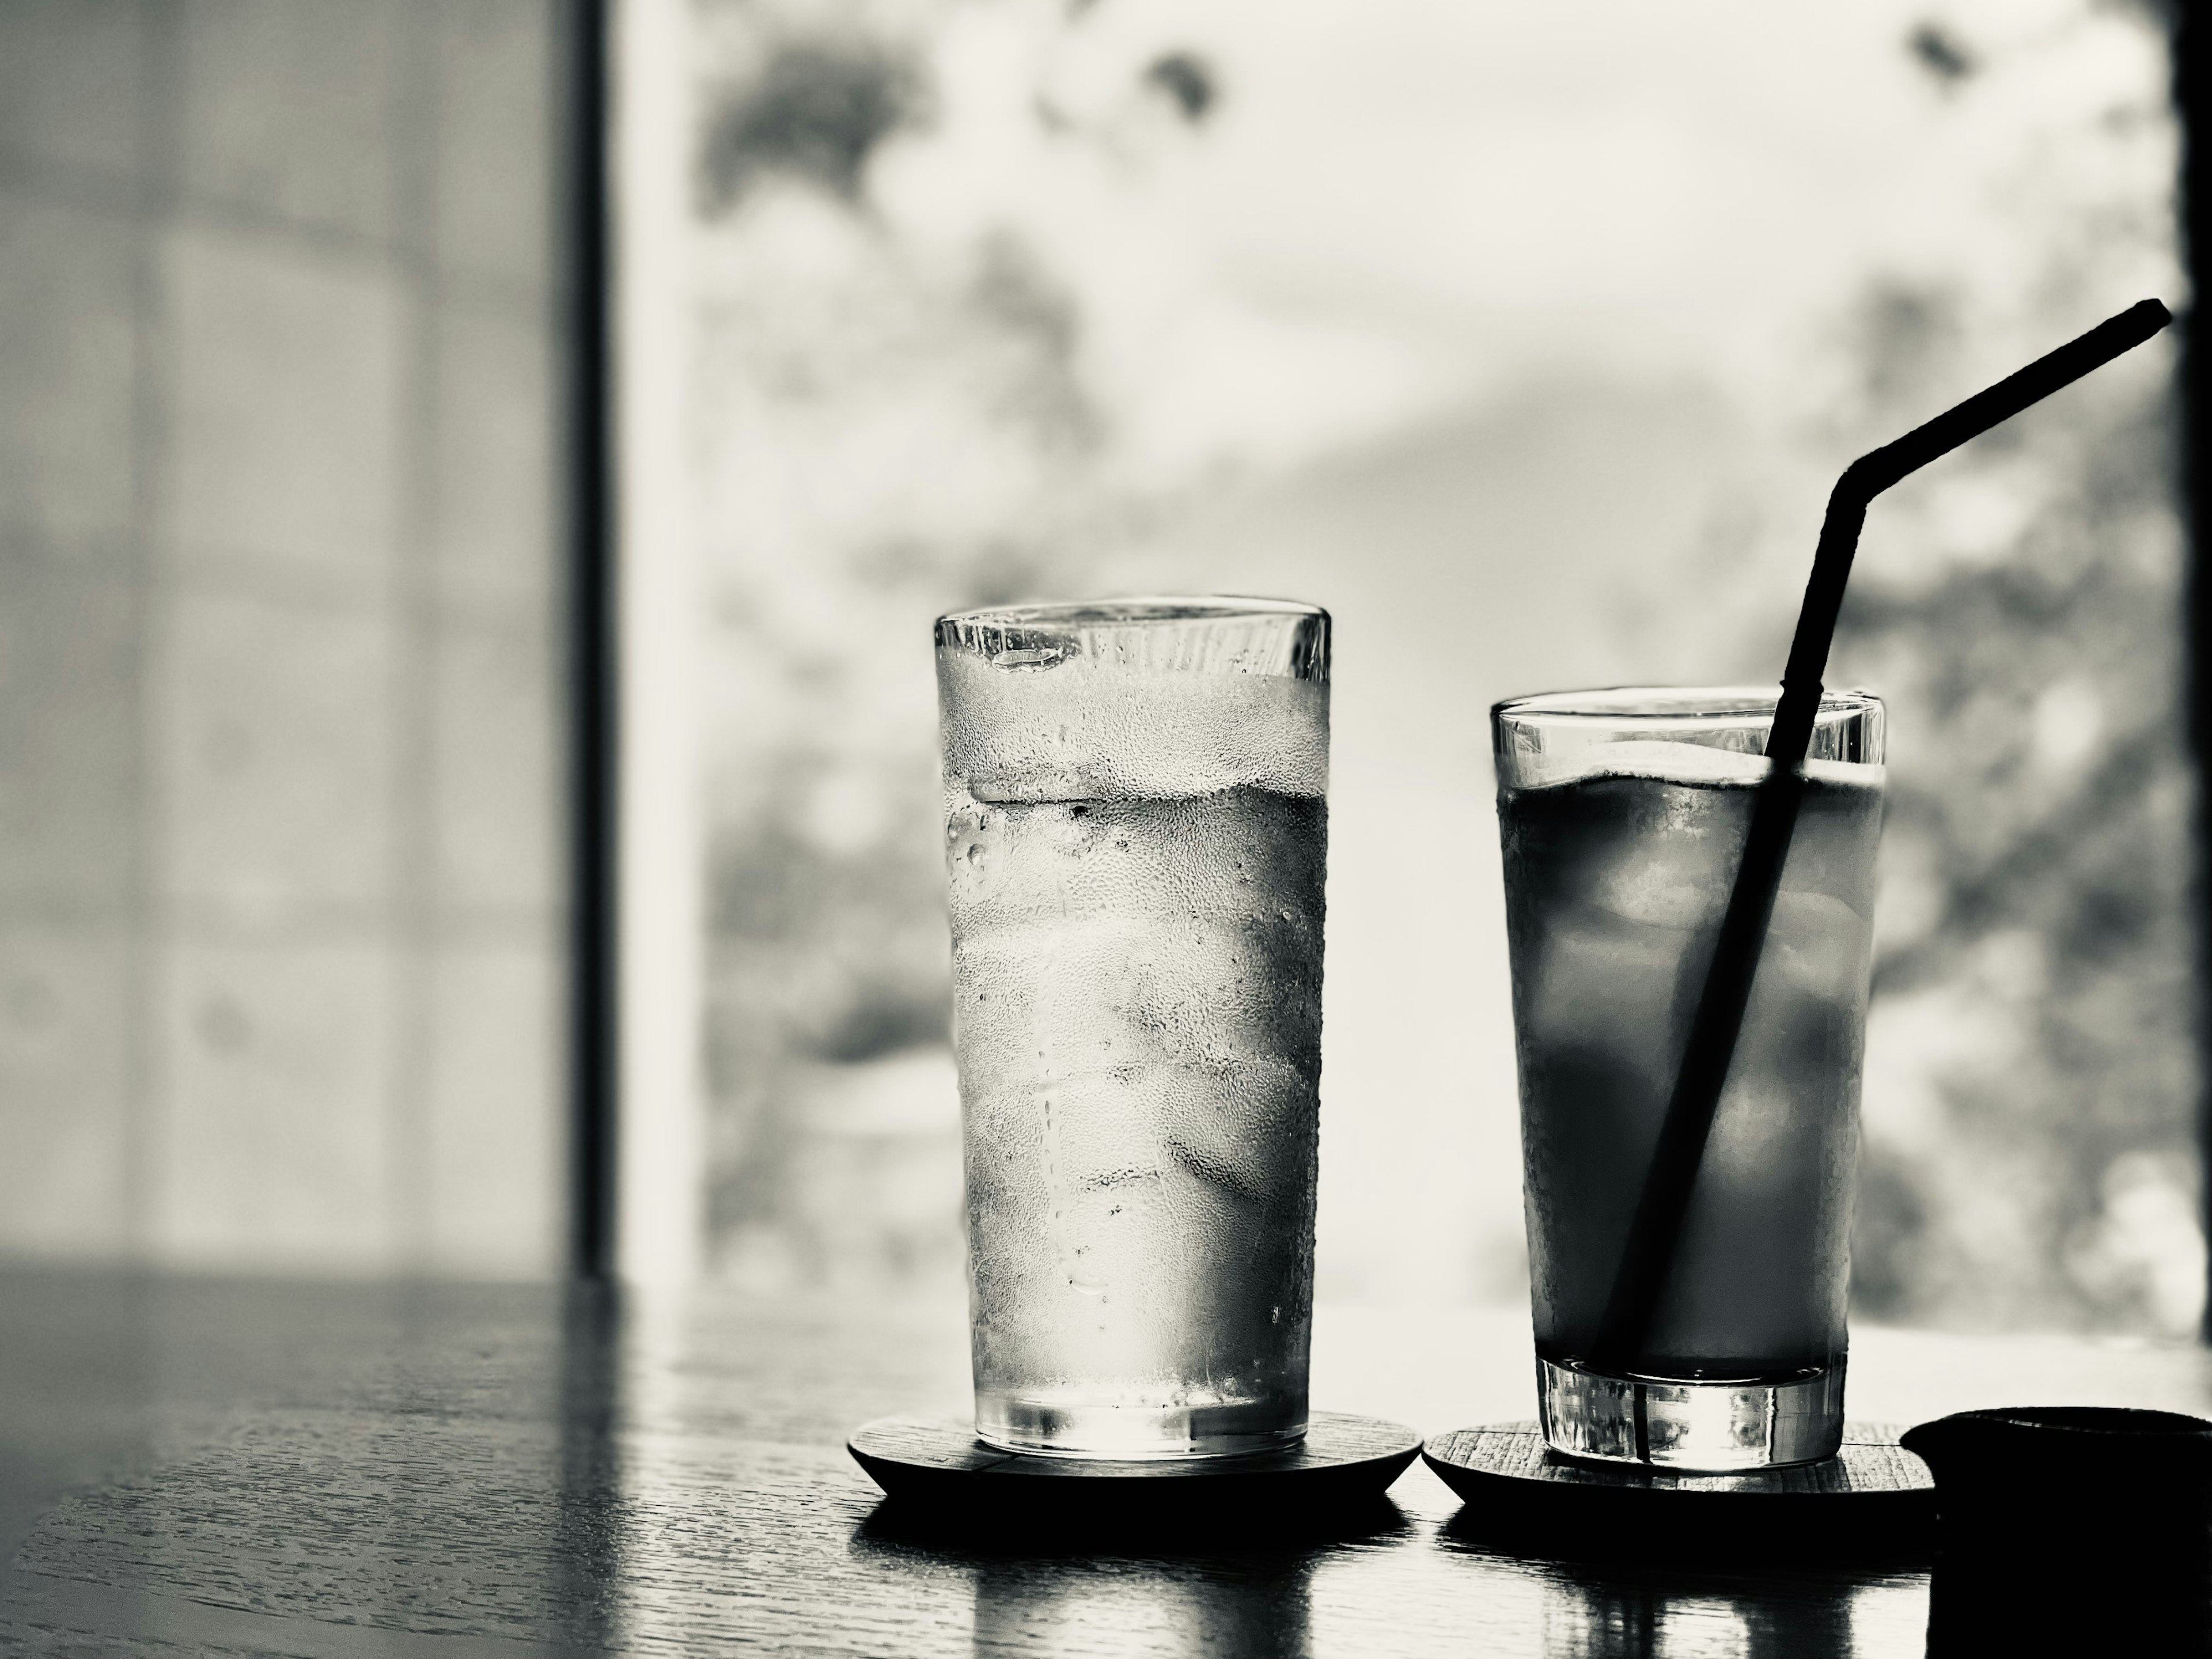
top-left (1589, 298), bottom-right (2174, 1372)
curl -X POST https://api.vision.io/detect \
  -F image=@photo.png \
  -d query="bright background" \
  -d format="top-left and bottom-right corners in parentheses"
top-left (669, 0), bottom-right (2195, 1332)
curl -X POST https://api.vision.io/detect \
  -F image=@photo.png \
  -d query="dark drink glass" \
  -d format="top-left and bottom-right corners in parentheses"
top-left (1492, 687), bottom-right (1884, 1469)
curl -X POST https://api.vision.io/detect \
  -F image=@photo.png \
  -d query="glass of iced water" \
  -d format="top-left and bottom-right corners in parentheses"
top-left (935, 598), bottom-right (1330, 1460)
top-left (1492, 687), bottom-right (1884, 1470)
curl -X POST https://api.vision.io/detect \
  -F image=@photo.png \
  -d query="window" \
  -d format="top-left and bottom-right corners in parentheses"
top-left (613, 0), bottom-right (2197, 1336)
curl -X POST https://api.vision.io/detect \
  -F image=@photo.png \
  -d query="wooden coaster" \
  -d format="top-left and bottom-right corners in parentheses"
top-left (1423, 1421), bottom-right (1935, 1565)
top-left (849, 1411), bottom-right (1421, 1521)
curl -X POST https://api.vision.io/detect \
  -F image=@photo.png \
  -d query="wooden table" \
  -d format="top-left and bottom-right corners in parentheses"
top-left (0, 1269), bottom-right (2203, 1656)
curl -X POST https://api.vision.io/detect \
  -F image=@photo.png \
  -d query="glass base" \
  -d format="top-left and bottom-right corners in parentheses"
top-left (1537, 1355), bottom-right (1846, 1471)
top-left (974, 1389), bottom-right (1306, 1461)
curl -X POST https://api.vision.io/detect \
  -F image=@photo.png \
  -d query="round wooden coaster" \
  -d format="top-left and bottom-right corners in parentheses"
top-left (1423, 1421), bottom-right (1934, 1564)
top-left (849, 1411), bottom-right (1421, 1520)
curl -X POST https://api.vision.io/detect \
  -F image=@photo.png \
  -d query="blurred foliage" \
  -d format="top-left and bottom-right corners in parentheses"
top-left (697, 34), bottom-right (927, 213)
top-left (1829, 14), bottom-right (2194, 1334)
top-left (679, 0), bottom-right (2198, 1326)
top-left (688, 2), bottom-right (1115, 1282)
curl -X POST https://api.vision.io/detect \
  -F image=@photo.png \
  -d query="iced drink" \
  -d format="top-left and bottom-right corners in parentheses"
top-left (937, 599), bottom-right (1330, 1459)
top-left (1493, 687), bottom-right (1883, 1468)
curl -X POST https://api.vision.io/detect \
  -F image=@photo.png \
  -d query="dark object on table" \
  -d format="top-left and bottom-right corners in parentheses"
top-left (1902, 1407), bottom-right (2212, 1650)
top-left (847, 1411), bottom-right (1419, 1528)
top-left (1422, 1421), bottom-right (1934, 1566)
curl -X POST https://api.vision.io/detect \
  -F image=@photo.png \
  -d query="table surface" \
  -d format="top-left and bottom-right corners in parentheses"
top-left (0, 1269), bottom-right (2205, 1657)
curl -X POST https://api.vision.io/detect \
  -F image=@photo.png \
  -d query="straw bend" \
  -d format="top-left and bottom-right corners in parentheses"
top-left (1775, 297), bottom-right (2171, 774)
top-left (1589, 297), bottom-right (2173, 1373)
top-left (1851, 298), bottom-right (2170, 499)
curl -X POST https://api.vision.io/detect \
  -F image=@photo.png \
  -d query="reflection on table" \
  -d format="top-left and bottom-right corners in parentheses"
top-left (0, 1274), bottom-right (2201, 1656)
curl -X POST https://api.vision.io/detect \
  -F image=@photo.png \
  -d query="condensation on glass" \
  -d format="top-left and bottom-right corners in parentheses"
top-left (937, 598), bottom-right (1330, 1459)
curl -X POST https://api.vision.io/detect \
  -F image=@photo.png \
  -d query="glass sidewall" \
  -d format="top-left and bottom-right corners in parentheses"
top-left (940, 600), bottom-right (1330, 1459)
top-left (1493, 686), bottom-right (1883, 1471)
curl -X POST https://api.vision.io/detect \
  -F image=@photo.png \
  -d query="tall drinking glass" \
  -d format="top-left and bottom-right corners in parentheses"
top-left (1492, 687), bottom-right (1884, 1470)
top-left (935, 598), bottom-right (1330, 1459)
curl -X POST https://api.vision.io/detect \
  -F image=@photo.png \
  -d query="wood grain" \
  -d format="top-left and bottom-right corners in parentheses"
top-left (1423, 1422), bottom-right (1934, 1569)
top-left (1425, 1421), bottom-right (1932, 1494)
top-left (0, 1271), bottom-right (2198, 1656)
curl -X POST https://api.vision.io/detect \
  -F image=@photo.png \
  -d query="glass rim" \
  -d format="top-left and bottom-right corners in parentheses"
top-left (935, 594), bottom-right (1329, 630)
top-left (1491, 684), bottom-right (1882, 723)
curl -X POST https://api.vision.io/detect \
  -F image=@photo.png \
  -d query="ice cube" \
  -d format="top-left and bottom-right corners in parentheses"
top-left (1783, 776), bottom-right (1885, 914)
top-left (1580, 791), bottom-right (1744, 931)
top-left (1156, 1057), bottom-right (1319, 1204)
top-left (1032, 1069), bottom-right (1168, 1194)
top-left (1701, 1076), bottom-right (1826, 1191)
top-left (946, 799), bottom-right (1204, 938)
top-left (1515, 738), bottom-right (1771, 791)
top-left (1523, 908), bottom-right (1695, 1089)
top-left (1138, 918), bottom-right (1319, 1064)
top-left (1763, 890), bottom-right (1872, 1003)
top-left (937, 647), bottom-right (1329, 803)
top-left (954, 914), bottom-right (1153, 1048)
top-left (1585, 740), bottom-right (1771, 789)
